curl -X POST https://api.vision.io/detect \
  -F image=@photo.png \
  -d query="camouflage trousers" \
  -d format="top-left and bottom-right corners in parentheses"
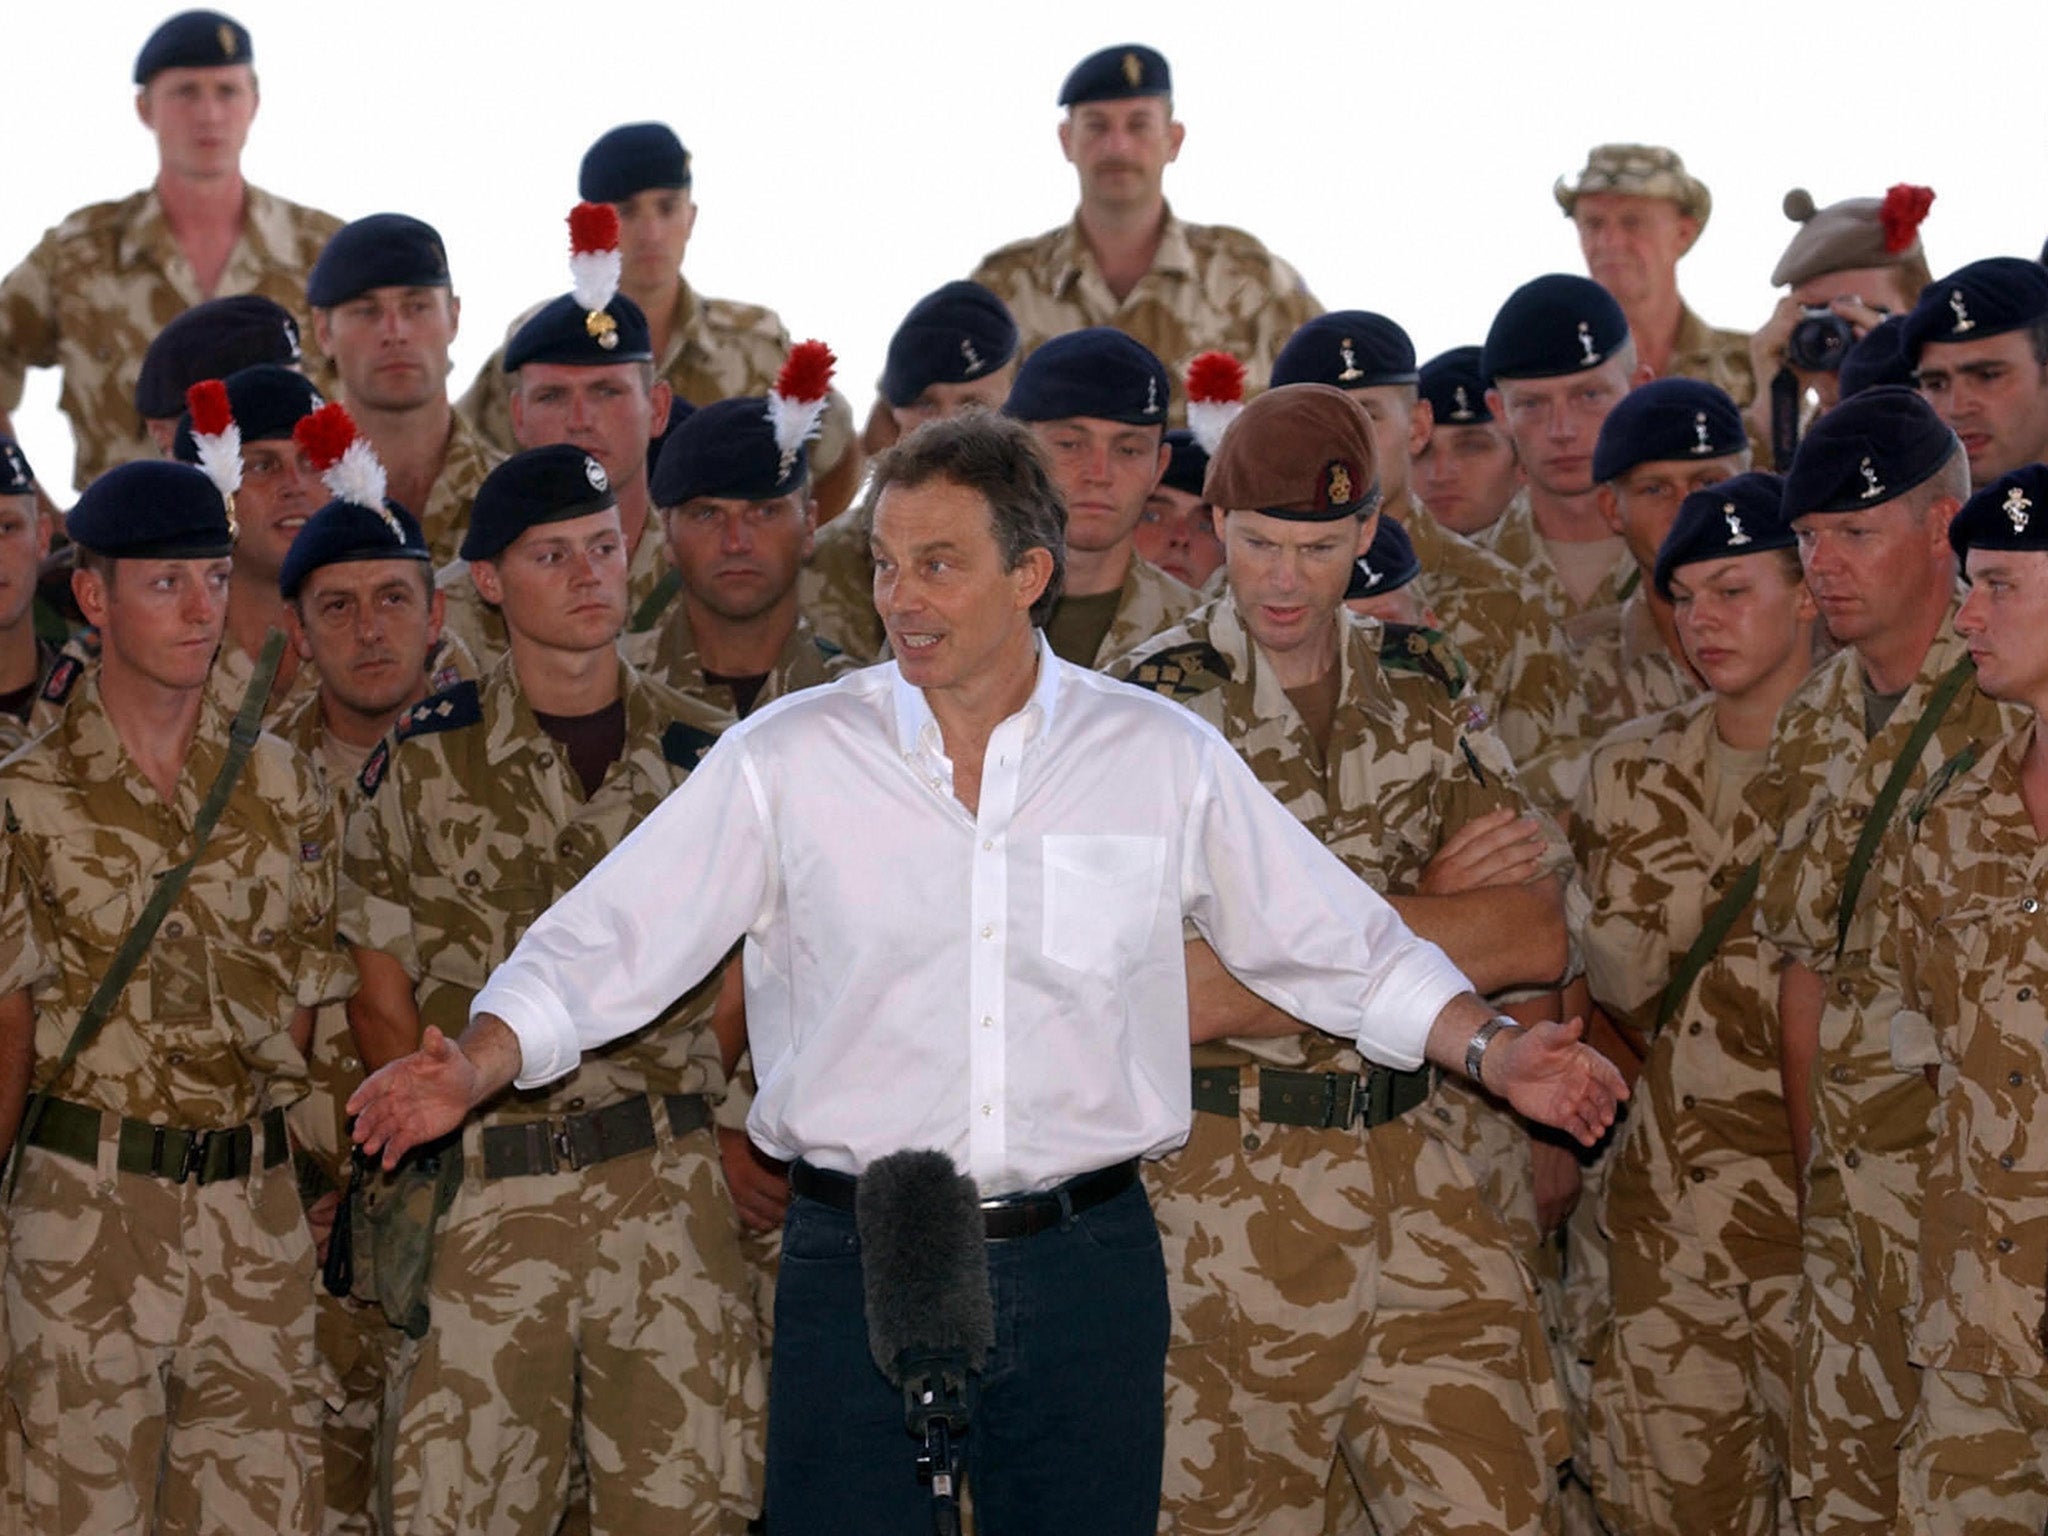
top-left (1148, 1069), bottom-right (1567, 1536)
top-left (385, 1107), bottom-right (762, 1536)
top-left (315, 1287), bottom-right (400, 1536)
top-left (1896, 1366), bottom-right (2048, 1534)
top-left (4, 1124), bottom-right (324, 1535)
top-left (1588, 1235), bottom-right (1800, 1536)
top-left (1790, 1164), bottom-right (1919, 1536)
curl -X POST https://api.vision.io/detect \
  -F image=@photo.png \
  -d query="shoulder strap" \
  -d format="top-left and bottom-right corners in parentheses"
top-left (1655, 857), bottom-right (1761, 1033)
top-left (1834, 654), bottom-right (1975, 962)
top-left (630, 569), bottom-right (681, 634)
top-left (9, 630), bottom-right (285, 1192)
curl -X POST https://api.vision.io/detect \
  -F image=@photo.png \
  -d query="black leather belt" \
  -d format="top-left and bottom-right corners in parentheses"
top-left (1190, 1064), bottom-right (1432, 1130)
top-left (26, 1096), bottom-right (289, 1185)
top-left (478, 1092), bottom-right (711, 1179)
top-left (791, 1158), bottom-right (1138, 1242)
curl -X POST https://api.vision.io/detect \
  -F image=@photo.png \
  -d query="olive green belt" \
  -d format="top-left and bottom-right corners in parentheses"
top-left (25, 1095), bottom-right (288, 1185)
top-left (1191, 1064), bottom-right (1432, 1131)
top-left (478, 1092), bottom-right (711, 1179)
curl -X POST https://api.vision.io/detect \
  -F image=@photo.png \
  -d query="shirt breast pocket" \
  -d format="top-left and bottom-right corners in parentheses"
top-left (1041, 834), bottom-right (1166, 979)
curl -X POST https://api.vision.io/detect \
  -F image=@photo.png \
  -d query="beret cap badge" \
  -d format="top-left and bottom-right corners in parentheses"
top-left (1325, 462), bottom-right (1353, 507)
top-left (2007, 487), bottom-right (2032, 535)
top-left (1122, 51), bottom-right (1143, 87)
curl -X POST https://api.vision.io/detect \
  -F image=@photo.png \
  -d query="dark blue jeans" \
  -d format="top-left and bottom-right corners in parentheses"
top-left (764, 1177), bottom-right (1169, 1535)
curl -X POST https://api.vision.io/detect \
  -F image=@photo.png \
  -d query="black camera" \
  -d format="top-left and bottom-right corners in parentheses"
top-left (1787, 308), bottom-right (1856, 373)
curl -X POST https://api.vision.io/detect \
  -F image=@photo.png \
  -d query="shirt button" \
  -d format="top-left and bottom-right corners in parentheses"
top-left (557, 837), bottom-right (574, 858)
top-left (983, 840), bottom-right (994, 851)
top-left (981, 925), bottom-right (994, 939)
top-left (1838, 980), bottom-right (1854, 997)
top-left (1242, 1133), bottom-right (1260, 1152)
top-left (166, 1051), bottom-right (186, 1066)
top-left (2010, 1072), bottom-right (2027, 1088)
top-left (1688, 1021), bottom-right (1703, 1036)
top-left (164, 919), bottom-right (185, 939)
top-left (463, 871), bottom-right (481, 887)
top-left (2022, 988), bottom-right (2036, 1002)
top-left (538, 753), bottom-right (555, 769)
top-left (1998, 1237), bottom-right (2017, 1254)
top-left (1829, 1065), bottom-right (1851, 1083)
top-left (981, 1015), bottom-right (993, 1030)
top-left (566, 1097), bottom-right (584, 1111)
top-left (2025, 898), bottom-right (2041, 914)
top-left (255, 927), bottom-right (275, 947)
top-left (981, 1103), bottom-right (992, 1118)
top-left (1689, 1168), bottom-right (1707, 1183)
top-left (2001, 1154), bottom-right (2017, 1171)
top-left (1681, 1094), bottom-right (1697, 1110)
top-left (1843, 1150), bottom-right (1862, 1169)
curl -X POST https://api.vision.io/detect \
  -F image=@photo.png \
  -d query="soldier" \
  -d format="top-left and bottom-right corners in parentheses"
top-left (1412, 345), bottom-right (1522, 539)
top-left (1269, 311), bottom-right (1581, 796)
top-left (1005, 327), bottom-right (1197, 666)
top-left (1755, 387), bottom-right (2015, 1536)
top-left (1478, 274), bottom-right (1644, 622)
top-left (1903, 256), bottom-right (2048, 489)
top-left (307, 214), bottom-right (505, 567)
top-left (0, 441), bottom-right (62, 751)
top-left (1526, 377), bottom-right (1749, 805)
top-left (1575, 473), bottom-right (1820, 1534)
top-left (340, 445), bottom-right (756, 1534)
top-left (0, 458), bottom-right (347, 1533)
top-left (805, 280), bottom-right (1019, 661)
top-left (171, 364), bottom-right (325, 724)
top-left (970, 44), bottom-right (1320, 412)
top-left (439, 206), bottom-right (674, 670)
top-left (134, 292), bottom-right (306, 456)
top-left (1893, 463), bottom-right (2048, 1535)
top-left (1342, 513), bottom-right (1430, 626)
top-left (458, 122), bottom-right (860, 520)
top-left (0, 10), bottom-right (341, 491)
top-left (1135, 429), bottom-right (1226, 591)
top-left (1553, 144), bottom-right (1751, 405)
top-left (1115, 384), bottom-right (1574, 1534)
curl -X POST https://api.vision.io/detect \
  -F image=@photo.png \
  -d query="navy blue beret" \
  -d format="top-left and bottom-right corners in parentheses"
top-left (68, 461), bottom-right (233, 559)
top-left (580, 123), bottom-right (691, 203)
top-left (1347, 517), bottom-right (1421, 600)
top-left (307, 214), bottom-right (452, 308)
top-left (651, 397), bottom-right (805, 508)
top-left (1159, 429), bottom-right (1209, 498)
top-left (1419, 346), bottom-right (1493, 426)
top-left (1783, 386), bottom-right (1958, 518)
top-left (172, 364), bottom-right (322, 460)
top-left (1483, 274), bottom-right (1630, 382)
top-left (1272, 312), bottom-right (1417, 390)
top-left (461, 445), bottom-right (617, 562)
top-left (279, 498), bottom-right (431, 601)
top-left (505, 292), bottom-right (653, 371)
top-left (881, 282), bottom-right (1018, 408)
top-left (1059, 45), bottom-right (1170, 106)
top-left (1837, 315), bottom-right (1916, 400)
top-left (136, 296), bottom-right (300, 419)
top-left (1654, 472), bottom-right (1795, 600)
top-left (1006, 328), bottom-right (1169, 426)
top-left (135, 10), bottom-right (249, 84)
top-left (1903, 257), bottom-right (2048, 359)
top-left (0, 439), bottom-right (35, 497)
top-left (1950, 464), bottom-right (2048, 557)
top-left (1591, 377), bottom-right (1745, 484)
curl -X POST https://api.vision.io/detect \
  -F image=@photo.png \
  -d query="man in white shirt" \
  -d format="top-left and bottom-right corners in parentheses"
top-left (349, 412), bottom-right (1626, 1533)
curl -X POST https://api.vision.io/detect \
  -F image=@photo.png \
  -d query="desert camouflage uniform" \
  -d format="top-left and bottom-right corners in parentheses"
top-left (206, 630), bottom-right (323, 733)
top-left (435, 515), bottom-right (668, 673)
top-left (1083, 554), bottom-right (1199, 671)
top-left (621, 608), bottom-right (850, 725)
top-left (1891, 722), bottom-right (2048, 1535)
top-left (797, 503), bottom-right (882, 664)
top-left (1573, 697), bottom-right (1803, 1534)
top-left (413, 412), bottom-right (507, 569)
top-left (969, 207), bottom-right (1320, 421)
top-left (340, 657), bottom-right (758, 1535)
top-left (1753, 619), bottom-right (2016, 1534)
top-left (455, 280), bottom-right (855, 486)
top-left (0, 185), bottom-right (341, 490)
top-left (0, 640), bottom-right (69, 755)
top-left (1668, 304), bottom-right (1758, 410)
top-left (1527, 590), bottom-right (1701, 811)
top-left (1116, 596), bottom-right (1570, 1536)
top-left (0, 676), bottom-right (349, 1535)
top-left (1473, 488), bottom-right (1634, 624)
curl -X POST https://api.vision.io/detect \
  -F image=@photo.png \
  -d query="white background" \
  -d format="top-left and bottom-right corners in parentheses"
top-left (6, 0), bottom-right (2045, 496)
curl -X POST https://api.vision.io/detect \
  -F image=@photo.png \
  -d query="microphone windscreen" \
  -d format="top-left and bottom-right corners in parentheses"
top-left (856, 1149), bottom-right (994, 1379)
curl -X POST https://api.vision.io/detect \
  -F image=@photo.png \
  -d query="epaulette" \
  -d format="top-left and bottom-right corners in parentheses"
top-left (1124, 640), bottom-right (1232, 701)
top-left (395, 680), bottom-right (483, 742)
top-left (1376, 623), bottom-right (1468, 700)
top-left (662, 719), bottom-right (721, 772)
top-left (38, 654), bottom-right (83, 706)
top-left (357, 738), bottom-right (392, 799)
top-left (1907, 741), bottom-right (1982, 827)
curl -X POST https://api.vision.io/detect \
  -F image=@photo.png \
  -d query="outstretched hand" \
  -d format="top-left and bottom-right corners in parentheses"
top-left (1488, 1016), bottom-right (1627, 1147)
top-left (347, 1025), bottom-right (481, 1171)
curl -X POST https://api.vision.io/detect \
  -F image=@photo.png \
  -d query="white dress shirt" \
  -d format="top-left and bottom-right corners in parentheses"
top-left (474, 632), bottom-right (1470, 1195)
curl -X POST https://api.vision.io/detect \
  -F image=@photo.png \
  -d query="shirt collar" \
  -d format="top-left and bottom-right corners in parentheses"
top-left (889, 629), bottom-right (1065, 767)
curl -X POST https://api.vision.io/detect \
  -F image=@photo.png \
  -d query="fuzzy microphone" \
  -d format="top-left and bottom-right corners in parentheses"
top-left (857, 1149), bottom-right (994, 1534)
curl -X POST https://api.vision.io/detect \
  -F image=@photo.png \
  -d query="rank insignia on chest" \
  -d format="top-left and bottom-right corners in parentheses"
top-left (358, 739), bottom-right (390, 798)
top-left (395, 680), bottom-right (482, 741)
top-left (2007, 486), bottom-right (2032, 533)
top-left (39, 655), bottom-right (81, 705)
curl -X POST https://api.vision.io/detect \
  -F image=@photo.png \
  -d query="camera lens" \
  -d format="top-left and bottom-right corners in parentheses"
top-left (1788, 312), bottom-right (1855, 373)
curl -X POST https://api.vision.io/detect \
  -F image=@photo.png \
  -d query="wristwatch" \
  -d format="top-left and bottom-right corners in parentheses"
top-left (1464, 1015), bottom-right (1522, 1090)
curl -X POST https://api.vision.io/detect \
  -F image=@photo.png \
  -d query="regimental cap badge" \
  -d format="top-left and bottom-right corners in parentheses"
top-left (1948, 288), bottom-right (1976, 334)
top-left (1122, 51), bottom-right (1143, 88)
top-left (1723, 504), bottom-right (1752, 545)
top-left (1144, 373), bottom-right (1160, 417)
top-left (1338, 339), bottom-right (1363, 384)
top-left (1450, 385), bottom-right (1474, 422)
top-left (218, 22), bottom-right (236, 58)
top-left (1859, 456), bottom-right (1884, 500)
top-left (584, 455), bottom-right (609, 494)
top-left (1357, 557), bottom-right (1381, 589)
top-left (1326, 461), bottom-right (1354, 506)
top-left (1577, 321), bottom-right (1598, 366)
top-left (2006, 484), bottom-right (2033, 533)
top-left (961, 336), bottom-right (984, 375)
top-left (1692, 411), bottom-right (1712, 454)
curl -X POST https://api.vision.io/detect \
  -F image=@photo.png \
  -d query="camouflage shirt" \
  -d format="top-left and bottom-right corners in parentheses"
top-left (1114, 593), bottom-right (1576, 1073)
top-left (0, 640), bottom-right (71, 757)
top-left (799, 502), bottom-right (882, 664)
top-left (1472, 486), bottom-right (1634, 622)
top-left (204, 629), bottom-right (322, 735)
top-left (969, 206), bottom-right (1321, 419)
top-left (1528, 589), bottom-right (1700, 809)
top-left (339, 657), bottom-right (729, 1118)
top-left (0, 676), bottom-right (348, 1125)
top-left (0, 183), bottom-right (342, 490)
top-left (1090, 555), bottom-right (1199, 671)
top-left (1896, 723), bottom-right (2048, 1376)
top-left (414, 409), bottom-right (507, 569)
top-left (621, 606), bottom-right (852, 723)
top-left (1575, 696), bottom-right (1799, 1285)
top-left (1666, 302), bottom-right (1757, 409)
top-left (454, 276), bottom-right (855, 480)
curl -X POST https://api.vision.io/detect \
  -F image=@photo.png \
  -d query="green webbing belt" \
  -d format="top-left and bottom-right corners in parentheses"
top-left (1655, 857), bottom-right (1761, 1034)
top-left (1833, 655), bottom-right (1974, 963)
top-left (629, 569), bottom-right (681, 633)
top-left (8, 630), bottom-right (285, 1197)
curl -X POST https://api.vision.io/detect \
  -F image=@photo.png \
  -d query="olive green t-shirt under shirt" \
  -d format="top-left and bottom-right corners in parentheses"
top-left (1043, 589), bottom-right (1124, 667)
